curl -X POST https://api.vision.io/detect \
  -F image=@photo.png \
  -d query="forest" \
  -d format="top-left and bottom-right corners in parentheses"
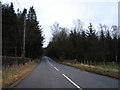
top-left (45, 21), bottom-right (120, 63)
top-left (2, 3), bottom-right (44, 59)
top-left (2, 2), bottom-right (120, 63)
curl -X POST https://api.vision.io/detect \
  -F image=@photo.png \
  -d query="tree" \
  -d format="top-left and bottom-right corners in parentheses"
top-left (46, 21), bottom-right (118, 63)
top-left (47, 26), bottom-right (68, 59)
top-left (105, 30), bottom-right (112, 62)
top-left (16, 8), bottom-right (27, 57)
top-left (73, 19), bottom-right (84, 33)
top-left (25, 6), bottom-right (44, 58)
top-left (99, 24), bottom-right (105, 62)
top-left (2, 3), bottom-right (44, 58)
top-left (2, 3), bottom-right (17, 56)
top-left (86, 23), bottom-right (98, 62)
top-left (51, 22), bottom-right (60, 35)
top-left (111, 25), bottom-right (118, 62)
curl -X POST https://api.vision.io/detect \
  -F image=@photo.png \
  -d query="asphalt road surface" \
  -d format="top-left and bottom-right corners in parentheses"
top-left (14, 56), bottom-right (119, 89)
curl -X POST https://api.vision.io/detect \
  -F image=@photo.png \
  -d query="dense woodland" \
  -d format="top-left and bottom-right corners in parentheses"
top-left (2, 2), bottom-right (120, 63)
top-left (2, 3), bottom-right (44, 59)
top-left (46, 21), bottom-right (120, 63)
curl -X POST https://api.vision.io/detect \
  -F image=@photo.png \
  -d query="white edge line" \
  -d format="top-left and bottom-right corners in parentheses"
top-left (62, 74), bottom-right (83, 90)
top-left (54, 67), bottom-right (59, 71)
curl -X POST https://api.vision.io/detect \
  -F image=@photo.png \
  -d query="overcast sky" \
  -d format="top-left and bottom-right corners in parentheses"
top-left (2, 0), bottom-right (119, 47)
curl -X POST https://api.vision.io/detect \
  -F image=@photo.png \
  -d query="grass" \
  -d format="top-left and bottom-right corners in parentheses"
top-left (59, 60), bottom-right (120, 79)
top-left (94, 63), bottom-right (119, 70)
top-left (2, 59), bottom-right (40, 88)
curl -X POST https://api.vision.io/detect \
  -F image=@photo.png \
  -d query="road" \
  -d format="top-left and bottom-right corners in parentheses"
top-left (14, 56), bottom-right (119, 89)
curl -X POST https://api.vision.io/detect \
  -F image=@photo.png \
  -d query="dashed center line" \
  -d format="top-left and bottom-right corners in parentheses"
top-left (51, 64), bottom-right (53, 66)
top-left (62, 74), bottom-right (83, 90)
top-left (48, 60), bottom-right (82, 89)
top-left (48, 61), bottom-right (51, 65)
top-left (54, 67), bottom-right (59, 71)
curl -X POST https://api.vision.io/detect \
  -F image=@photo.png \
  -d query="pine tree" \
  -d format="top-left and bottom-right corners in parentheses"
top-left (2, 3), bottom-right (17, 56)
top-left (2, 3), bottom-right (44, 58)
top-left (26, 6), bottom-right (43, 58)
top-left (86, 23), bottom-right (98, 62)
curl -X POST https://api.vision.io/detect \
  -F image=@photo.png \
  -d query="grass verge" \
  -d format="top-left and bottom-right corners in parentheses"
top-left (2, 59), bottom-right (40, 88)
top-left (59, 61), bottom-right (119, 79)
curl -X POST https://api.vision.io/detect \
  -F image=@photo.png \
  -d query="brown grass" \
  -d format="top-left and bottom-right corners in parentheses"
top-left (2, 60), bottom-right (39, 88)
top-left (60, 61), bottom-right (119, 79)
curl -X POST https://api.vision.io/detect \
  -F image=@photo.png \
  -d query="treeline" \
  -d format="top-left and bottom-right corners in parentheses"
top-left (2, 3), bottom-right (44, 58)
top-left (46, 21), bottom-right (120, 63)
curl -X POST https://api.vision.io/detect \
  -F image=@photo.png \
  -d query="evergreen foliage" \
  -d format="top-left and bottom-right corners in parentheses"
top-left (46, 22), bottom-right (119, 63)
top-left (2, 3), bottom-right (44, 58)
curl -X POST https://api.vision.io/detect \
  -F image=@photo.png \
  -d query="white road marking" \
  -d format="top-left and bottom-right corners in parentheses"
top-left (62, 74), bottom-right (83, 90)
top-left (48, 61), bottom-right (51, 64)
top-left (48, 60), bottom-right (54, 67)
top-left (54, 67), bottom-right (59, 71)
top-left (51, 64), bottom-right (53, 66)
